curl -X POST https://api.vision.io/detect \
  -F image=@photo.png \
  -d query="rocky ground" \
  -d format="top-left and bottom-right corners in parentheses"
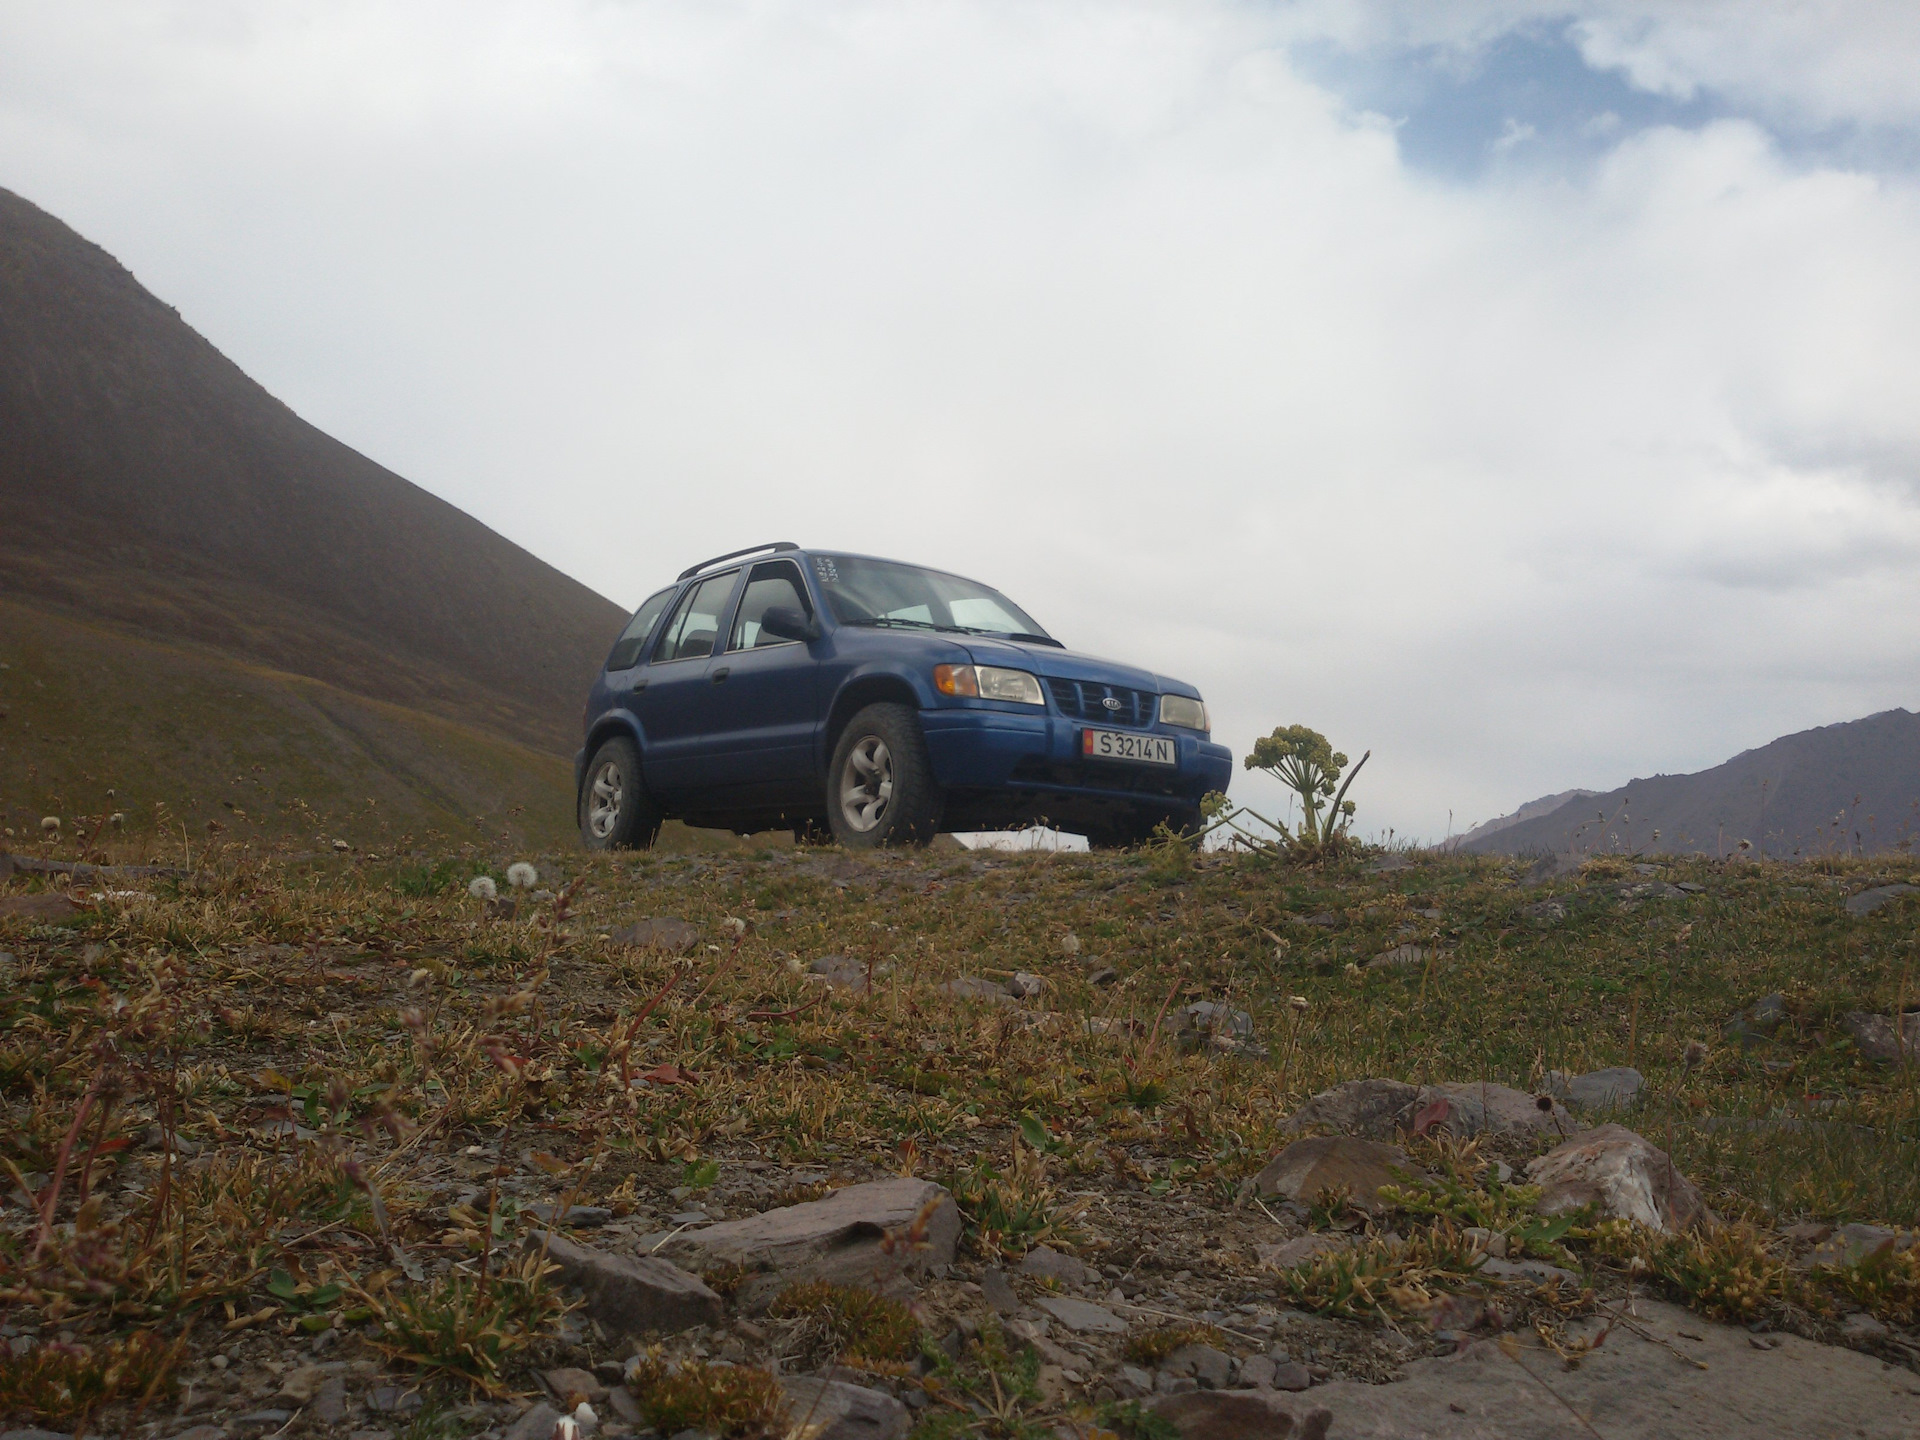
top-left (1, 840), bottom-right (1917, 1439)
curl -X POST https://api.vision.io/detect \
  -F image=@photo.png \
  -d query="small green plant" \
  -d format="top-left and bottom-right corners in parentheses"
top-left (627, 1355), bottom-right (787, 1438)
top-left (364, 1253), bottom-right (568, 1391)
top-left (766, 1280), bottom-right (919, 1366)
top-left (1590, 1220), bottom-right (1792, 1322)
top-left (1281, 1226), bottom-right (1483, 1318)
top-left (1197, 724), bottom-right (1369, 858)
top-left (1123, 1322), bottom-right (1225, 1366)
top-left (948, 1143), bottom-right (1079, 1257)
top-left (1819, 1244), bottom-right (1920, 1324)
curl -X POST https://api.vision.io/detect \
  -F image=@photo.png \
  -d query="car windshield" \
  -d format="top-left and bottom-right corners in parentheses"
top-left (810, 554), bottom-right (1055, 643)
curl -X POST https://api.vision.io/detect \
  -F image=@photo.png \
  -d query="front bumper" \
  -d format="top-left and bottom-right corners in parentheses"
top-left (919, 706), bottom-right (1231, 808)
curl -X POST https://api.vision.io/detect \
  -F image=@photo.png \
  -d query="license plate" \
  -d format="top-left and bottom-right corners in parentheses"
top-left (1082, 728), bottom-right (1176, 767)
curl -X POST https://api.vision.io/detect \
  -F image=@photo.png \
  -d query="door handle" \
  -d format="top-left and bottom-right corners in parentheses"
top-left (710, 667), bottom-right (730, 684)
top-left (631, 677), bottom-right (648, 692)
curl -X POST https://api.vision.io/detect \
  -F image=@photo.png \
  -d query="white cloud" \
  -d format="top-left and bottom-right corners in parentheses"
top-left (1, 0), bottom-right (1917, 838)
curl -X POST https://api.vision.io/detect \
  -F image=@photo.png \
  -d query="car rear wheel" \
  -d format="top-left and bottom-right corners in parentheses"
top-left (578, 736), bottom-right (663, 851)
top-left (827, 703), bottom-right (943, 849)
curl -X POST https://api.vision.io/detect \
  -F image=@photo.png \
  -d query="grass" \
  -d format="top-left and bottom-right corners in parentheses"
top-left (626, 1355), bottom-right (787, 1438)
top-left (1, 833), bottom-right (1917, 1427)
top-left (766, 1279), bottom-right (919, 1367)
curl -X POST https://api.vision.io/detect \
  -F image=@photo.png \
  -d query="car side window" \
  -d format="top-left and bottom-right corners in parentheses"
top-left (605, 586), bottom-right (677, 671)
top-left (654, 571), bottom-right (738, 663)
top-left (729, 561), bottom-right (812, 650)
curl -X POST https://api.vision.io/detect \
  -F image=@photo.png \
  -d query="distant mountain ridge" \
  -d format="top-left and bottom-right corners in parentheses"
top-left (0, 185), bottom-right (625, 756)
top-left (1459, 708), bottom-right (1920, 859)
top-left (1453, 788), bottom-right (1598, 848)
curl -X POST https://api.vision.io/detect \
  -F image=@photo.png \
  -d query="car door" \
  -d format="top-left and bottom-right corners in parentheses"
top-left (698, 559), bottom-right (822, 803)
top-left (636, 569), bottom-right (741, 797)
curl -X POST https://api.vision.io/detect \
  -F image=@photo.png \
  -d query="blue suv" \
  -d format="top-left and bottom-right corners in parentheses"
top-left (575, 543), bottom-right (1232, 850)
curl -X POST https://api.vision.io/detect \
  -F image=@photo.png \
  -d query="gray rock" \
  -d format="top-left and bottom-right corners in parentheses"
top-left (366, 1388), bottom-right (421, 1416)
top-left (1519, 898), bottom-right (1567, 926)
top-left (1282, 1079), bottom-right (1421, 1138)
top-left (1366, 943), bottom-right (1427, 970)
top-left (1236, 1354), bottom-right (1277, 1389)
top-left (1845, 884), bottom-right (1916, 918)
top-left (527, 1203), bottom-right (613, 1227)
top-left (606, 1386), bottom-right (642, 1424)
top-left (4, 1431), bottom-right (91, 1440)
top-left (1254, 1136), bottom-right (1426, 1212)
top-left (169, 1429), bottom-right (224, 1440)
top-left (1169, 1002), bottom-right (1269, 1057)
top-left (544, 1367), bottom-right (608, 1403)
top-left (229, 1412), bottom-right (296, 1437)
top-left (1842, 1011), bottom-right (1920, 1064)
top-left (1725, 994), bottom-right (1789, 1046)
top-left (1809, 1224), bottom-right (1906, 1269)
top-left (1270, 1362), bottom-right (1314, 1392)
top-left (1526, 1124), bottom-right (1707, 1233)
top-left (532, 1231), bottom-right (725, 1333)
top-left (1547, 1066), bottom-right (1645, 1111)
top-left (1156, 1372), bottom-right (1199, 1396)
top-left (1018, 1244), bottom-right (1090, 1286)
top-left (656, 1177), bottom-right (960, 1310)
top-left (809, 956), bottom-right (871, 993)
top-left (1117, 1364), bottom-right (1155, 1398)
top-left (1006, 971), bottom-right (1045, 998)
top-left (1161, 1343), bottom-right (1233, 1389)
top-left (312, 1377), bottom-right (348, 1426)
top-left (609, 917), bottom-right (701, 953)
top-left (1149, 1391), bottom-right (1333, 1439)
top-left (504, 1403), bottom-right (563, 1440)
top-left (1476, 1256), bottom-right (1580, 1287)
top-left (980, 1267), bottom-right (1020, 1315)
top-left (1416, 1082), bottom-right (1572, 1138)
top-left (1307, 1297), bottom-right (1920, 1438)
top-left (1842, 1312), bottom-right (1891, 1343)
top-left (780, 1375), bottom-right (910, 1440)
top-left (1034, 1296), bottom-right (1127, 1334)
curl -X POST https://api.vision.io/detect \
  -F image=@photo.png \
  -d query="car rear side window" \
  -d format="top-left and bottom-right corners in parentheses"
top-left (653, 571), bottom-right (737, 663)
top-left (729, 561), bottom-right (812, 649)
top-left (605, 587), bottom-right (676, 671)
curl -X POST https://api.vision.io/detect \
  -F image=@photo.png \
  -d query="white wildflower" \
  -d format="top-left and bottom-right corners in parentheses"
top-left (506, 862), bottom-right (539, 890)
top-left (468, 875), bottom-right (498, 900)
top-left (40, 815), bottom-right (60, 833)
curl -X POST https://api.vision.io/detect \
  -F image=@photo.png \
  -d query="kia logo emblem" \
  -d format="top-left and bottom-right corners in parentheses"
top-left (1102, 696), bottom-right (1123, 711)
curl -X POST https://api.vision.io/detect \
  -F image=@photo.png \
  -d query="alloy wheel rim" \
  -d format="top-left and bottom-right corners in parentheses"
top-left (588, 760), bottom-right (623, 838)
top-left (839, 736), bottom-right (894, 832)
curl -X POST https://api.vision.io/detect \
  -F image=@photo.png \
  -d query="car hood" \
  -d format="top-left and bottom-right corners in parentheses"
top-left (960, 636), bottom-right (1200, 698)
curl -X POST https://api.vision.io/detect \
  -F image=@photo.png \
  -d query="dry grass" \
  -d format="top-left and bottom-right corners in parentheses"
top-left (1, 835), bottom-right (1917, 1425)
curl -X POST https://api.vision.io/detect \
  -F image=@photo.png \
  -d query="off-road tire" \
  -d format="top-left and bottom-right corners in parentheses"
top-left (826, 703), bottom-right (944, 849)
top-left (578, 736), bottom-right (663, 851)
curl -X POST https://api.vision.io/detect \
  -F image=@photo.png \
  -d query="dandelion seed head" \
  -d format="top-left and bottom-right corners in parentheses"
top-left (40, 815), bottom-right (60, 833)
top-left (468, 875), bottom-right (498, 900)
top-left (506, 862), bottom-right (538, 890)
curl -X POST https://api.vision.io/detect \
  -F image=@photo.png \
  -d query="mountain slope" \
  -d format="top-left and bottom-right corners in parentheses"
top-left (1452, 788), bottom-right (1598, 848)
top-left (0, 597), bottom-right (577, 850)
top-left (1460, 708), bottom-right (1920, 859)
top-left (0, 185), bottom-right (625, 756)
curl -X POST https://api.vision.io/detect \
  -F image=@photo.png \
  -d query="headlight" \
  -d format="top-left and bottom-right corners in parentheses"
top-left (1159, 694), bottom-right (1208, 730)
top-left (934, 664), bottom-right (1045, 705)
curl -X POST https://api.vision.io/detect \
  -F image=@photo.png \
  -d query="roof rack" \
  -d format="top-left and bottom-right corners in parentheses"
top-left (677, 542), bottom-right (800, 581)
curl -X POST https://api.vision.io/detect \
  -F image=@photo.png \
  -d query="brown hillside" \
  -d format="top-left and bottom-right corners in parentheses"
top-left (0, 185), bottom-right (625, 755)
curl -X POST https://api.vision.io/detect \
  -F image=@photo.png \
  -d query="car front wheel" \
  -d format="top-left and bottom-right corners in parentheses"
top-left (827, 703), bottom-right (944, 849)
top-left (578, 736), bottom-right (664, 851)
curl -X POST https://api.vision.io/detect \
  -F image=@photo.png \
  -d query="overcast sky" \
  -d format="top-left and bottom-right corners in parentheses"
top-left (5, 1), bottom-right (1919, 840)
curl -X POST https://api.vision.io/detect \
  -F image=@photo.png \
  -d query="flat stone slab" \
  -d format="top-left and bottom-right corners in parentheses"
top-left (1843, 1011), bottom-right (1920, 1063)
top-left (0, 892), bottom-right (81, 920)
top-left (1150, 1391), bottom-right (1332, 1439)
top-left (656, 1177), bottom-right (959, 1310)
top-left (1546, 1066), bottom-right (1644, 1111)
top-left (1418, 1082), bottom-right (1572, 1138)
top-left (781, 1375), bottom-right (910, 1440)
top-left (1255, 1136), bottom-right (1426, 1212)
top-left (1846, 884), bottom-right (1916, 917)
top-left (532, 1231), bottom-right (724, 1334)
top-left (1309, 1298), bottom-right (1920, 1438)
top-left (1034, 1296), bottom-right (1128, 1334)
top-left (1283, 1079), bottom-right (1421, 1138)
top-left (1256, 1234), bottom-right (1351, 1270)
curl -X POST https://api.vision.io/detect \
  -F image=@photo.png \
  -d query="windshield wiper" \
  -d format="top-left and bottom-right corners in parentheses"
top-left (846, 616), bottom-right (969, 634)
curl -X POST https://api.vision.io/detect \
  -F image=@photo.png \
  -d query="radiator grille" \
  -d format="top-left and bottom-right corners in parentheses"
top-left (1046, 678), bottom-right (1156, 727)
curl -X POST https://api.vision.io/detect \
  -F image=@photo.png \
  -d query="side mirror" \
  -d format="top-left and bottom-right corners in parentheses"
top-left (760, 605), bottom-right (820, 642)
